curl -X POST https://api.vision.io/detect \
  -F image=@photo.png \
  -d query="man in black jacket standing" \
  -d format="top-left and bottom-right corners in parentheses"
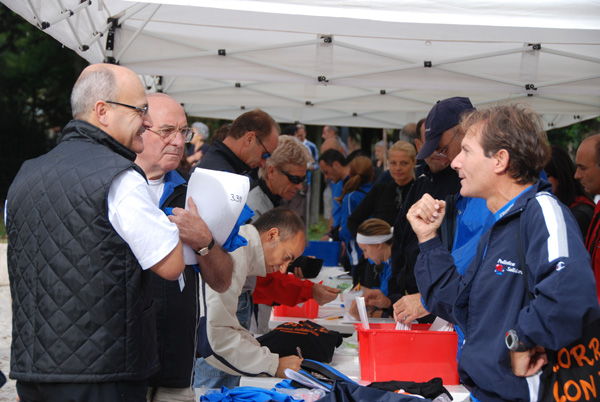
top-left (136, 93), bottom-right (233, 402)
top-left (6, 64), bottom-right (189, 402)
top-left (196, 108), bottom-right (279, 179)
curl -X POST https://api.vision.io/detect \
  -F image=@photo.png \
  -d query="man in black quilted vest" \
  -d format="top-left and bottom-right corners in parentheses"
top-left (6, 64), bottom-right (190, 402)
top-left (136, 93), bottom-right (233, 402)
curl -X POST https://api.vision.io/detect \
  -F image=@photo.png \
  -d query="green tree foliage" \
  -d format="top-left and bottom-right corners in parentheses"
top-left (0, 4), bottom-right (86, 200)
top-left (547, 117), bottom-right (600, 151)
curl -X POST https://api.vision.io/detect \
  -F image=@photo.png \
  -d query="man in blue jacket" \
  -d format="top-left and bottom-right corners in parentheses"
top-left (407, 104), bottom-right (600, 402)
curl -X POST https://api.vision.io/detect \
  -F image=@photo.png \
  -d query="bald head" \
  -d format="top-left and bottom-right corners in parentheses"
top-left (575, 134), bottom-right (600, 195)
top-left (321, 138), bottom-right (344, 154)
top-left (70, 63), bottom-right (152, 153)
top-left (71, 64), bottom-right (142, 120)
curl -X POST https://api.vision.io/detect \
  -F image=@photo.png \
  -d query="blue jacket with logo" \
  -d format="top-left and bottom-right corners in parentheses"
top-left (415, 180), bottom-right (600, 402)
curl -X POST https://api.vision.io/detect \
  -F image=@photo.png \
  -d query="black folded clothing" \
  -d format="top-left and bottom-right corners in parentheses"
top-left (257, 320), bottom-right (343, 363)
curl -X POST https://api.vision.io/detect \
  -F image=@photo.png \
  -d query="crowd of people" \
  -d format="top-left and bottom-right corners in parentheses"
top-left (4, 63), bottom-right (600, 402)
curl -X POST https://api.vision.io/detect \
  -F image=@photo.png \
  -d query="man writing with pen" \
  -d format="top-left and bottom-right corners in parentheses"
top-left (196, 208), bottom-right (306, 388)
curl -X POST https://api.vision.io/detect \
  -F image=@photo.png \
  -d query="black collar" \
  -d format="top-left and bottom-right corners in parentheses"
top-left (258, 179), bottom-right (282, 207)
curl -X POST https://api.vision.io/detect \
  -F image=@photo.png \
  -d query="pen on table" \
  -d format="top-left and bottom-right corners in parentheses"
top-left (326, 315), bottom-right (344, 320)
top-left (296, 346), bottom-right (303, 359)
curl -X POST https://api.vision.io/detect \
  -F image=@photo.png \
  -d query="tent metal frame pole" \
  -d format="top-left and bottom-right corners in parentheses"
top-left (535, 95), bottom-right (600, 109)
top-left (433, 47), bottom-right (527, 67)
top-left (114, 3), bottom-right (155, 26)
top-left (436, 66), bottom-right (526, 88)
top-left (79, 3), bottom-right (147, 57)
top-left (167, 83), bottom-right (236, 95)
top-left (184, 106), bottom-right (244, 115)
top-left (535, 73), bottom-right (600, 89)
top-left (115, 4), bottom-right (161, 62)
top-left (309, 89), bottom-right (380, 106)
top-left (124, 50), bottom-right (216, 64)
top-left (474, 94), bottom-right (529, 106)
top-left (540, 48), bottom-right (600, 65)
top-left (328, 62), bottom-right (421, 81)
top-left (332, 41), bottom-right (413, 63)
top-left (161, 76), bottom-right (178, 93)
top-left (46, 0), bottom-right (91, 28)
top-left (224, 39), bottom-right (320, 56)
top-left (232, 54), bottom-right (316, 79)
top-left (239, 84), bottom-right (311, 105)
top-left (55, 0), bottom-right (87, 51)
top-left (300, 109), bottom-right (401, 128)
top-left (327, 46), bottom-right (526, 81)
top-left (82, 5), bottom-right (106, 55)
top-left (386, 92), bottom-right (439, 107)
top-left (25, 0), bottom-right (44, 28)
top-left (357, 111), bottom-right (408, 126)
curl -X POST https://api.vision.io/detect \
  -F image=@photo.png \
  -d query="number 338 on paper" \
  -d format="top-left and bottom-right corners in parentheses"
top-left (230, 194), bottom-right (243, 203)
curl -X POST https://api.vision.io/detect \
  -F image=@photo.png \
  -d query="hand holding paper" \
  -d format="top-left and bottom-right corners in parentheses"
top-left (168, 198), bottom-right (212, 251)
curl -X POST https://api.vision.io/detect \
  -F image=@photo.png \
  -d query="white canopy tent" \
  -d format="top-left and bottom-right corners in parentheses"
top-left (3, 0), bottom-right (600, 129)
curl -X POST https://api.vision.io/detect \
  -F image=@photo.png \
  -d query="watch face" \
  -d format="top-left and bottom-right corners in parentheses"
top-left (506, 329), bottom-right (526, 352)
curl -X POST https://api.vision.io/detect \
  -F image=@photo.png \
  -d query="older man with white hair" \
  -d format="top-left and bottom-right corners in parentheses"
top-left (135, 93), bottom-right (233, 402)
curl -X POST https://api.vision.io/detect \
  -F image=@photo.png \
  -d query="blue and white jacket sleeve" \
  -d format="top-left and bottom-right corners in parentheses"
top-left (414, 236), bottom-right (462, 323)
top-left (514, 193), bottom-right (600, 350)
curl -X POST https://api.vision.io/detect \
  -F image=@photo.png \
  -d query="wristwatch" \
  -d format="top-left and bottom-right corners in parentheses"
top-left (194, 237), bottom-right (215, 257)
top-left (505, 329), bottom-right (528, 352)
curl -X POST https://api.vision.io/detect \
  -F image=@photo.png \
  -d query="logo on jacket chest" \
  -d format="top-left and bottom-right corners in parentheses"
top-left (494, 258), bottom-right (522, 276)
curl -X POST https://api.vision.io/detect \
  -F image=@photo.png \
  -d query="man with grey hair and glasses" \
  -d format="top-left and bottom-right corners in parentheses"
top-left (136, 93), bottom-right (233, 402)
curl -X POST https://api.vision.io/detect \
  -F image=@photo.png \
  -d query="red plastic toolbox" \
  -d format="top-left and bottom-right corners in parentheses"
top-left (355, 323), bottom-right (459, 384)
top-left (273, 299), bottom-right (319, 319)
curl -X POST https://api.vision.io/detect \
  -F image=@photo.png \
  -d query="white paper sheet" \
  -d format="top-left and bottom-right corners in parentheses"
top-left (356, 296), bottom-right (370, 330)
top-left (182, 168), bottom-right (250, 264)
top-left (429, 317), bottom-right (455, 332)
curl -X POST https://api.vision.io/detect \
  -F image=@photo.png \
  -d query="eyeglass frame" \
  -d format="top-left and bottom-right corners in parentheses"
top-left (147, 126), bottom-right (194, 144)
top-left (105, 100), bottom-right (148, 116)
top-left (433, 128), bottom-right (460, 158)
top-left (279, 169), bottom-right (307, 185)
top-left (254, 134), bottom-right (271, 160)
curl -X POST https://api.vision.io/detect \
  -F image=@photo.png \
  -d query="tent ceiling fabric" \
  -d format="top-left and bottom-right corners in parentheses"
top-left (4, 0), bottom-right (600, 129)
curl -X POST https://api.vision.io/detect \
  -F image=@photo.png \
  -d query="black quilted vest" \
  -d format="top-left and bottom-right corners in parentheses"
top-left (6, 120), bottom-right (158, 382)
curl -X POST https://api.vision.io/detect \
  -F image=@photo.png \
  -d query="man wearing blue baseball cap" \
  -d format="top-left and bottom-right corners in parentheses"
top-left (362, 97), bottom-right (476, 321)
top-left (417, 96), bottom-right (474, 162)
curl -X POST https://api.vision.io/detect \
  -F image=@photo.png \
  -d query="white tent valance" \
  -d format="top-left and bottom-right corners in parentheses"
top-left (4, 0), bottom-right (600, 129)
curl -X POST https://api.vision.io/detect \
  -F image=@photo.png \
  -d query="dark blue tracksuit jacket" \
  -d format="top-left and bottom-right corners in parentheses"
top-left (415, 180), bottom-right (600, 402)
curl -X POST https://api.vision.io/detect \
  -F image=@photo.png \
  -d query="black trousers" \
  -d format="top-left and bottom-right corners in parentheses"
top-left (16, 379), bottom-right (148, 402)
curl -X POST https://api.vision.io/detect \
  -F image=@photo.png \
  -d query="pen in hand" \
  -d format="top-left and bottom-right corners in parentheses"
top-left (296, 346), bottom-right (303, 359)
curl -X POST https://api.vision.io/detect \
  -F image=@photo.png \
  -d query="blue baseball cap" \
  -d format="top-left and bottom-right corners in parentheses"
top-left (417, 97), bottom-right (474, 160)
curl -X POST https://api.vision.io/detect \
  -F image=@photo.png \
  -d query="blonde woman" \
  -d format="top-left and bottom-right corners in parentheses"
top-left (346, 141), bottom-right (416, 238)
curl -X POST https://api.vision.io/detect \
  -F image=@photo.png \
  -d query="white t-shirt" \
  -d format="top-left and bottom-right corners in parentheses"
top-left (108, 169), bottom-right (179, 270)
top-left (147, 177), bottom-right (166, 204)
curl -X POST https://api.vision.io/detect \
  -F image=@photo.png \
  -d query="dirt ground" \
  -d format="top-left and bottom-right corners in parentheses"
top-left (0, 284), bottom-right (17, 401)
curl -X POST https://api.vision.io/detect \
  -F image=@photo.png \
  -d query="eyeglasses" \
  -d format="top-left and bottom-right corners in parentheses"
top-left (280, 170), bottom-right (307, 184)
top-left (147, 126), bottom-right (194, 143)
top-left (105, 100), bottom-right (148, 116)
top-left (255, 135), bottom-right (271, 160)
top-left (433, 129), bottom-right (459, 158)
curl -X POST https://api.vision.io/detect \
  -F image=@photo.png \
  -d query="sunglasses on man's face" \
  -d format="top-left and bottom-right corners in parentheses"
top-left (280, 170), bottom-right (306, 184)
